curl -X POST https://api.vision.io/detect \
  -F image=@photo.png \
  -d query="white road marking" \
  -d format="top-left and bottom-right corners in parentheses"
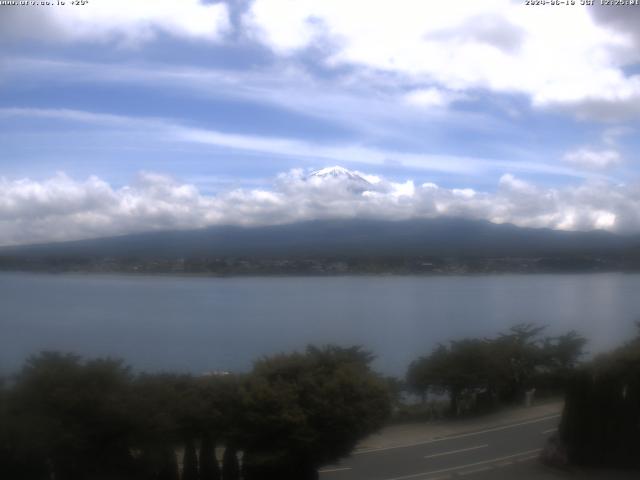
top-left (380, 448), bottom-right (542, 480)
top-left (423, 444), bottom-right (488, 459)
top-left (355, 414), bottom-right (560, 455)
top-left (458, 465), bottom-right (492, 475)
top-left (516, 454), bottom-right (540, 462)
top-left (541, 428), bottom-right (557, 434)
top-left (319, 467), bottom-right (352, 473)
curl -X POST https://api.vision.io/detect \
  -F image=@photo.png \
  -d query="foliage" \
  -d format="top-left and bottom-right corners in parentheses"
top-left (182, 439), bottom-right (198, 480)
top-left (199, 434), bottom-right (221, 480)
top-left (221, 446), bottom-right (240, 480)
top-left (0, 345), bottom-right (390, 479)
top-left (7, 352), bottom-right (136, 479)
top-left (407, 324), bottom-right (587, 415)
top-left (238, 345), bottom-right (391, 479)
top-left (197, 373), bottom-right (243, 443)
top-left (559, 325), bottom-right (640, 468)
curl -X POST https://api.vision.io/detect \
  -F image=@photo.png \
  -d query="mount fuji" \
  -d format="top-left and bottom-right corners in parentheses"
top-left (307, 166), bottom-right (372, 190)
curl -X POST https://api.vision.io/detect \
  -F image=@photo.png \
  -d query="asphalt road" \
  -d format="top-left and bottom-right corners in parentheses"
top-left (319, 414), bottom-right (561, 480)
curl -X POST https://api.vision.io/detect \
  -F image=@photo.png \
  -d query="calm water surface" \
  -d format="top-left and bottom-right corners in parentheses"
top-left (1, 272), bottom-right (638, 375)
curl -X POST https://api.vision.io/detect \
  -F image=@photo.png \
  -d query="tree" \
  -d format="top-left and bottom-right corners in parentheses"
top-left (129, 371), bottom-right (243, 480)
top-left (197, 373), bottom-right (242, 480)
top-left (199, 433), bottom-right (221, 480)
top-left (406, 324), bottom-right (585, 415)
top-left (0, 376), bottom-right (50, 479)
top-left (542, 330), bottom-right (587, 371)
top-left (197, 373), bottom-right (242, 446)
top-left (534, 330), bottom-right (588, 395)
top-left (182, 439), bottom-right (198, 480)
top-left (221, 445), bottom-right (240, 480)
top-left (559, 327), bottom-right (640, 468)
top-left (9, 352), bottom-right (136, 480)
top-left (407, 340), bottom-right (494, 415)
top-left (129, 373), bottom-right (205, 480)
top-left (492, 323), bottom-right (547, 402)
top-left (237, 345), bottom-right (391, 480)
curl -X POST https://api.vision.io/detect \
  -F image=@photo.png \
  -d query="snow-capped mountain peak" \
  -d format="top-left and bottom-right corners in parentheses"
top-left (308, 166), bottom-right (370, 184)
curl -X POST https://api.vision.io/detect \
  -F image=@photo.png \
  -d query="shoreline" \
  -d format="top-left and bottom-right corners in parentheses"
top-left (1, 268), bottom-right (638, 279)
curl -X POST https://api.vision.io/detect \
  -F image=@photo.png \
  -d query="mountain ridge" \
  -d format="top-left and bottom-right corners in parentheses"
top-left (0, 216), bottom-right (636, 260)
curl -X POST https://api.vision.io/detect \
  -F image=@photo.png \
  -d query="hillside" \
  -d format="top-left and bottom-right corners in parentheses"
top-left (1, 218), bottom-right (638, 274)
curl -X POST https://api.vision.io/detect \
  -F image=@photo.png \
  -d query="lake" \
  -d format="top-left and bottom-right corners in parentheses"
top-left (1, 272), bottom-right (638, 376)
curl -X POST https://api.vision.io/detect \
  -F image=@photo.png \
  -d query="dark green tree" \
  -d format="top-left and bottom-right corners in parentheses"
top-left (182, 438), bottom-right (199, 480)
top-left (199, 433), bottom-right (220, 480)
top-left (492, 323), bottom-right (547, 402)
top-left (407, 339), bottom-right (494, 415)
top-left (238, 345), bottom-right (391, 480)
top-left (559, 326), bottom-right (640, 468)
top-left (129, 374), bottom-right (187, 480)
top-left (542, 330), bottom-right (587, 371)
top-left (407, 324), bottom-right (585, 415)
top-left (197, 374), bottom-right (242, 449)
top-left (0, 376), bottom-right (49, 479)
top-left (197, 373), bottom-right (243, 480)
top-left (221, 445), bottom-right (240, 480)
top-left (156, 447), bottom-right (180, 480)
top-left (533, 330), bottom-right (587, 395)
top-left (9, 352), bottom-right (135, 480)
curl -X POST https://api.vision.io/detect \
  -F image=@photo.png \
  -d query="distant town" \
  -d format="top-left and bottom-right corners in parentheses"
top-left (1, 254), bottom-right (636, 276)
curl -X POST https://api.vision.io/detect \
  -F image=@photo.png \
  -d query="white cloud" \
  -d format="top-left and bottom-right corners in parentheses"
top-left (164, 123), bottom-right (609, 181)
top-left (0, 107), bottom-right (593, 179)
top-left (590, 4), bottom-right (640, 62)
top-left (563, 148), bottom-right (622, 170)
top-left (2, 168), bottom-right (640, 246)
top-left (0, 0), bottom-right (230, 45)
top-left (244, 0), bottom-right (640, 119)
top-left (403, 88), bottom-right (461, 108)
top-left (602, 126), bottom-right (633, 146)
top-left (1, 57), bottom-right (510, 145)
top-left (4, 2), bottom-right (640, 120)
top-left (174, 124), bottom-right (494, 175)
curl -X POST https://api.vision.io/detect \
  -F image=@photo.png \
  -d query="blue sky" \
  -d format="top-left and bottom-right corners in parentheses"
top-left (1, 0), bottom-right (640, 245)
